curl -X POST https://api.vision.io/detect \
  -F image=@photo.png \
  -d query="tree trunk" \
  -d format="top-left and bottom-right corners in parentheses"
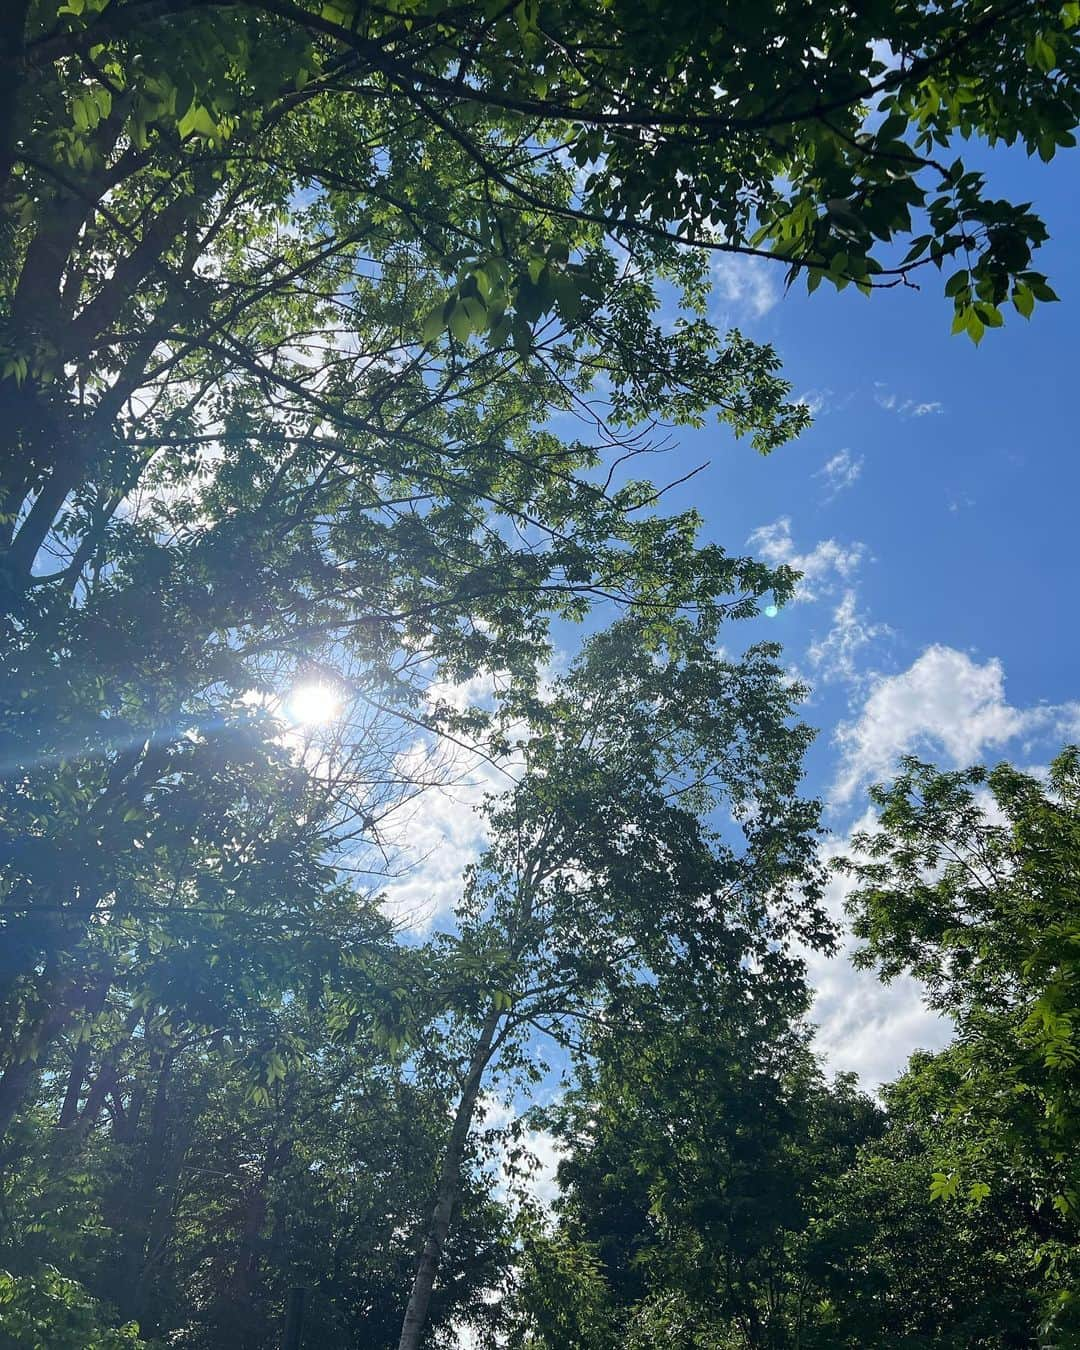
top-left (57, 1037), bottom-right (93, 1129)
top-left (0, 972), bottom-right (89, 1136)
top-left (395, 1003), bottom-right (503, 1350)
top-left (118, 1050), bottom-right (179, 1327)
top-left (0, 1055), bottom-right (41, 1139)
top-left (57, 978), bottom-right (111, 1129)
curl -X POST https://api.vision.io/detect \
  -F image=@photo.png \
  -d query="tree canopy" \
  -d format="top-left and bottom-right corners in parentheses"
top-left (841, 749), bottom-right (1080, 1334)
top-left (2, 2), bottom-right (1080, 1346)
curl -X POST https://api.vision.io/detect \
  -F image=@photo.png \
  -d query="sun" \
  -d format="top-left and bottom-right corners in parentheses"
top-left (287, 682), bottom-right (341, 726)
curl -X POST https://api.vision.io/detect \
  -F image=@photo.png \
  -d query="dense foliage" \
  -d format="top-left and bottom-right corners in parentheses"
top-left (507, 748), bottom-right (1080, 1350)
top-left (2, 1), bottom-right (1079, 1347)
top-left (842, 750), bottom-right (1080, 1337)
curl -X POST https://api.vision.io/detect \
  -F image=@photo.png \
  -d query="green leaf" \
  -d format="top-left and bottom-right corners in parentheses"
top-left (974, 302), bottom-right (1003, 328)
top-left (178, 103), bottom-right (219, 140)
top-left (1012, 285), bottom-right (1035, 318)
top-left (944, 269), bottom-right (970, 298)
top-left (447, 301), bottom-right (474, 342)
top-left (421, 305), bottom-right (445, 344)
top-left (930, 1171), bottom-right (961, 1201)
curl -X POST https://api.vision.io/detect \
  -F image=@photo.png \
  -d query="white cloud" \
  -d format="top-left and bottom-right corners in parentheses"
top-left (873, 384), bottom-right (944, 418)
top-left (374, 660), bottom-right (564, 931)
top-left (376, 672), bottom-right (520, 930)
top-left (804, 817), bottom-right (951, 1091)
top-left (816, 448), bottom-right (863, 500)
top-left (809, 948), bottom-right (951, 1089)
top-left (376, 762), bottom-right (496, 929)
top-left (747, 516), bottom-right (865, 601)
top-left (478, 1093), bottom-right (565, 1211)
top-left (712, 255), bottom-right (782, 319)
top-left (796, 387), bottom-right (832, 416)
top-left (807, 589), bottom-right (891, 684)
top-left (831, 644), bottom-right (1080, 805)
top-left (806, 643), bottom-right (1080, 1090)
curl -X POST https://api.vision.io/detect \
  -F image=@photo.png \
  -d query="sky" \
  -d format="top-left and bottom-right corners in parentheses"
top-left (657, 141), bottom-right (1080, 1088)
top-left (378, 141), bottom-right (1080, 1117)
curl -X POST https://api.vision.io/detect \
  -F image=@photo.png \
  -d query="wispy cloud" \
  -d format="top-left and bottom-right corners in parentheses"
top-left (796, 388), bottom-right (832, 416)
top-left (747, 516), bottom-right (865, 602)
top-left (807, 589), bottom-right (891, 684)
top-left (873, 383), bottom-right (944, 418)
top-left (479, 1093), bottom-right (565, 1210)
top-left (816, 448), bottom-right (863, 500)
top-left (712, 255), bottom-right (782, 319)
top-left (376, 672), bottom-right (517, 930)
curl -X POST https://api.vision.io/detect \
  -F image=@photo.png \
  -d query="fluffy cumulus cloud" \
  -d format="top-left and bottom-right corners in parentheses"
top-left (747, 516), bottom-right (865, 602)
top-left (811, 958), bottom-right (950, 1088)
top-left (712, 254), bottom-right (782, 319)
top-left (816, 448), bottom-right (863, 500)
top-left (811, 647), bottom-right (1080, 1082)
top-left (807, 589), bottom-right (892, 684)
top-left (831, 644), bottom-right (1080, 805)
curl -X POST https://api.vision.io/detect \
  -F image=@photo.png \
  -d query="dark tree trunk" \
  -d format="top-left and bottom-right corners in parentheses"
top-left (0, 1056), bottom-right (41, 1139)
top-left (114, 1049), bottom-right (179, 1325)
top-left (57, 1037), bottom-right (93, 1129)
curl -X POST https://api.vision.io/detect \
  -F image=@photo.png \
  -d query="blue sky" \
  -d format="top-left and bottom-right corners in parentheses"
top-left (648, 142), bottom-right (1080, 1086)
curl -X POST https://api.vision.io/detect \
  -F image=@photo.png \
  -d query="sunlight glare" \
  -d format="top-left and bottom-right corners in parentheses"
top-left (287, 682), bottom-right (341, 726)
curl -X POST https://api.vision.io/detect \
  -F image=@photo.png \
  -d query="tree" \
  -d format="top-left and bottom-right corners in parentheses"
top-left (511, 985), bottom-right (881, 1350)
top-left (0, 685), bottom-right (416, 1136)
top-left (840, 747), bottom-right (1080, 1335)
top-left (800, 1064), bottom-right (1043, 1349)
top-left (394, 616), bottom-right (829, 1350)
top-left (1, 0), bottom-right (810, 1137)
top-left (3, 0), bottom-right (1076, 1141)
top-left (0, 1266), bottom-right (147, 1350)
top-left (507, 985), bottom-right (1050, 1350)
top-left (0, 963), bottom-right (513, 1347)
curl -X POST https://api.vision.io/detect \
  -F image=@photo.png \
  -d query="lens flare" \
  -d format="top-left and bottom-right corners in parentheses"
top-left (287, 682), bottom-right (341, 725)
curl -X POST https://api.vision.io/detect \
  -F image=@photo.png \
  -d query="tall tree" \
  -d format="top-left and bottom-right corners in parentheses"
top-left (801, 1062), bottom-right (1044, 1349)
top-left (394, 616), bottom-right (829, 1350)
top-left (1, 0), bottom-right (809, 1135)
top-left (510, 988), bottom-right (881, 1350)
top-left (840, 747), bottom-right (1080, 1337)
top-left (508, 988), bottom-right (1048, 1349)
